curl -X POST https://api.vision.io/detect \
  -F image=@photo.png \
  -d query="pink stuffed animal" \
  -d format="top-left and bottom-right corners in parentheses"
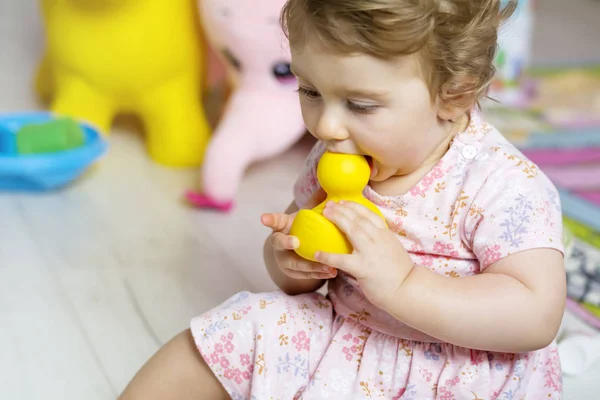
top-left (187, 0), bottom-right (306, 212)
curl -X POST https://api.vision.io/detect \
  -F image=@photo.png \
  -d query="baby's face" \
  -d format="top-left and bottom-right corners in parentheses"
top-left (291, 37), bottom-right (453, 182)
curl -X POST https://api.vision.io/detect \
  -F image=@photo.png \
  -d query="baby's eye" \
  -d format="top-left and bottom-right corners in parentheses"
top-left (347, 101), bottom-right (379, 114)
top-left (297, 87), bottom-right (321, 100)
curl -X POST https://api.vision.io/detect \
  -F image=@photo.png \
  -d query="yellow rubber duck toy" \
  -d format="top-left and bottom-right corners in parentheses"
top-left (35, 0), bottom-right (210, 167)
top-left (290, 151), bottom-right (387, 262)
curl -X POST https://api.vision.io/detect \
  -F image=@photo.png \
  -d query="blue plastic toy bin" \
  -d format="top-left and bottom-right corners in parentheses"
top-left (0, 112), bottom-right (108, 191)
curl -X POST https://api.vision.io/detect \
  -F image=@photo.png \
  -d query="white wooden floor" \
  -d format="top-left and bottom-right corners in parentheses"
top-left (1, 1), bottom-right (599, 399)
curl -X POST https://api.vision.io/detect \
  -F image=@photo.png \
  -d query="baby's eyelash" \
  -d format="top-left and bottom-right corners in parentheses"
top-left (296, 87), bottom-right (320, 100)
top-left (347, 102), bottom-right (379, 114)
top-left (296, 87), bottom-right (379, 114)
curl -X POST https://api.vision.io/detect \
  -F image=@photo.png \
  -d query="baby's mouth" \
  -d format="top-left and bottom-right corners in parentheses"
top-left (365, 156), bottom-right (377, 179)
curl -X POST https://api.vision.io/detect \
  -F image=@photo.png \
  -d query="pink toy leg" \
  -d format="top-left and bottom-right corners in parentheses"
top-left (189, 88), bottom-right (305, 211)
top-left (185, 190), bottom-right (234, 212)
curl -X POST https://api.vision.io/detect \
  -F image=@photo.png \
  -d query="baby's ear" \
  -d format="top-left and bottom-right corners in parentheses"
top-left (437, 77), bottom-right (480, 121)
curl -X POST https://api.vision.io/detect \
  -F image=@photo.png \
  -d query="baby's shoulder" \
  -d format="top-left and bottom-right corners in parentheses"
top-left (460, 123), bottom-right (555, 196)
top-left (452, 122), bottom-right (564, 263)
top-left (456, 121), bottom-right (562, 230)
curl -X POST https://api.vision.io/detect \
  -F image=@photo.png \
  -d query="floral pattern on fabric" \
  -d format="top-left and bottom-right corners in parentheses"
top-left (191, 110), bottom-right (564, 399)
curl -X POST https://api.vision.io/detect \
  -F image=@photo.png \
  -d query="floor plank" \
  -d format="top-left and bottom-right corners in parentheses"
top-left (0, 201), bottom-right (116, 399)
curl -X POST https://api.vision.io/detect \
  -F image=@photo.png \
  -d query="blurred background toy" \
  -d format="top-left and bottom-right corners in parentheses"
top-left (559, 196), bottom-right (600, 377)
top-left (0, 112), bottom-right (108, 191)
top-left (487, 0), bottom-right (535, 107)
top-left (186, 0), bottom-right (306, 212)
top-left (35, 0), bottom-right (210, 167)
top-left (558, 309), bottom-right (600, 377)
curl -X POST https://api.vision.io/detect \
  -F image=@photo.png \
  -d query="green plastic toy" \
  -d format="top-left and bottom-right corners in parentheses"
top-left (16, 117), bottom-right (85, 154)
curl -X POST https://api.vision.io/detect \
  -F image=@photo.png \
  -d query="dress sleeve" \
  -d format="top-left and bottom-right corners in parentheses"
top-left (464, 159), bottom-right (564, 271)
top-left (293, 140), bottom-right (326, 209)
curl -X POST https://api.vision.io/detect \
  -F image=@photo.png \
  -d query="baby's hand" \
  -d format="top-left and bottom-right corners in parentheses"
top-left (316, 201), bottom-right (414, 307)
top-left (261, 212), bottom-right (337, 281)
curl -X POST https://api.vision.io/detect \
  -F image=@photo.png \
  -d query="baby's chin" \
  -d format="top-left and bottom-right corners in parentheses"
top-left (368, 163), bottom-right (393, 182)
top-left (369, 162), bottom-right (414, 182)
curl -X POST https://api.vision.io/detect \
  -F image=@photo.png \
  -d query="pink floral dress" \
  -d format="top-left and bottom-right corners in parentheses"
top-left (191, 110), bottom-right (564, 399)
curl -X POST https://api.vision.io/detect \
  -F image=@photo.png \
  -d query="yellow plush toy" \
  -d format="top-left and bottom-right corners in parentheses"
top-left (35, 0), bottom-right (210, 167)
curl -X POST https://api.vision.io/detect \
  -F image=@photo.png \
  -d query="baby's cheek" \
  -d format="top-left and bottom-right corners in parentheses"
top-left (381, 139), bottom-right (423, 168)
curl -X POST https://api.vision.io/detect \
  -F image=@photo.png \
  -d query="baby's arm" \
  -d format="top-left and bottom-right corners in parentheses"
top-left (383, 159), bottom-right (566, 353)
top-left (384, 248), bottom-right (566, 353)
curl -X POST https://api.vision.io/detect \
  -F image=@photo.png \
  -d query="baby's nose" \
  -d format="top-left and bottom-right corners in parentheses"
top-left (315, 111), bottom-right (349, 142)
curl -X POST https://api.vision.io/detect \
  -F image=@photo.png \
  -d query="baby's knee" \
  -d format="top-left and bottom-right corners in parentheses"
top-left (119, 328), bottom-right (227, 400)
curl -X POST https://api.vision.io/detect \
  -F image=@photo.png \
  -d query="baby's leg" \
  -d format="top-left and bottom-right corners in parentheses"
top-left (119, 329), bottom-right (228, 400)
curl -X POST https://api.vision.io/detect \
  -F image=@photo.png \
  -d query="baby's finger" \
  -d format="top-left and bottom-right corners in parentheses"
top-left (329, 202), bottom-right (383, 238)
top-left (323, 202), bottom-right (375, 250)
top-left (316, 251), bottom-right (362, 279)
top-left (284, 258), bottom-right (336, 274)
top-left (339, 201), bottom-right (387, 229)
top-left (270, 232), bottom-right (299, 251)
top-left (284, 269), bottom-right (338, 281)
top-left (261, 212), bottom-right (293, 233)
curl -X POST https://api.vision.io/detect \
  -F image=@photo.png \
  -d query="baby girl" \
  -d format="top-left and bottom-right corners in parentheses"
top-left (120, 0), bottom-right (566, 398)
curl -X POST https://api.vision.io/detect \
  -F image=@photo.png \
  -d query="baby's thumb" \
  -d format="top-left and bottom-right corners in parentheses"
top-left (261, 212), bottom-right (294, 233)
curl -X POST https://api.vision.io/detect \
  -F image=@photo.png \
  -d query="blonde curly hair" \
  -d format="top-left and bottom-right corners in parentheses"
top-left (281, 0), bottom-right (517, 109)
